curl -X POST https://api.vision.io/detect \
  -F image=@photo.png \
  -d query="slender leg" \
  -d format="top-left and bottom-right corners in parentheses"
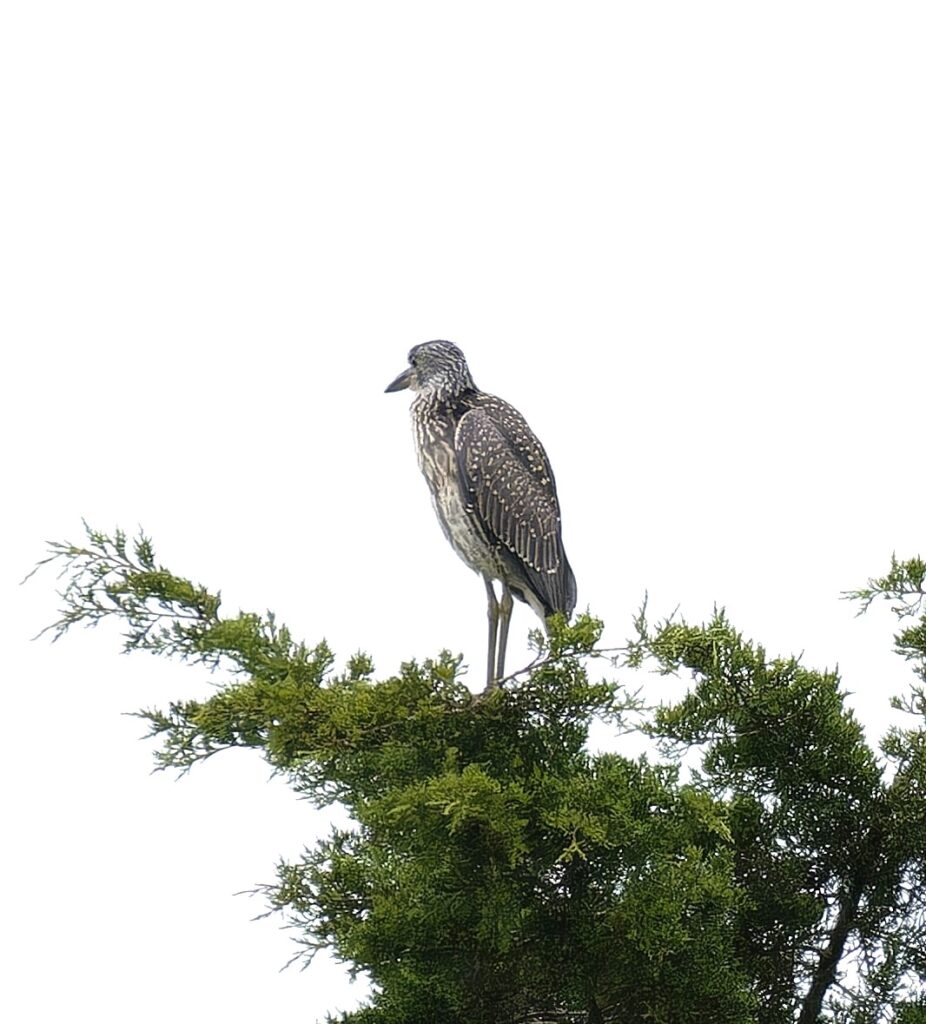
top-left (496, 583), bottom-right (514, 683)
top-left (484, 577), bottom-right (499, 690)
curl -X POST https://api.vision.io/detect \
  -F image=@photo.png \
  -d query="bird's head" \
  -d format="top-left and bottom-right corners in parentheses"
top-left (385, 340), bottom-right (476, 398)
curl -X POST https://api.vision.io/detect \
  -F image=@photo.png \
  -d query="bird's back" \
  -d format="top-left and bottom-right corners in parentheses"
top-left (411, 386), bottom-right (576, 623)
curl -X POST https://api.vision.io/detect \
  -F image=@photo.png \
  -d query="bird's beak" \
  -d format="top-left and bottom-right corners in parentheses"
top-left (385, 366), bottom-right (414, 393)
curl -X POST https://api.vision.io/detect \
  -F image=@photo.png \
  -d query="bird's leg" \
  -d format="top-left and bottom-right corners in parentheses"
top-left (484, 577), bottom-right (499, 691)
top-left (495, 583), bottom-right (514, 683)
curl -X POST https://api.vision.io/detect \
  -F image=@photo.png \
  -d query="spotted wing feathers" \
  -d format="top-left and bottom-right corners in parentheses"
top-left (455, 401), bottom-right (575, 617)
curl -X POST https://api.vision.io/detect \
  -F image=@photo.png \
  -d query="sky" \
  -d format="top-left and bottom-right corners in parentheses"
top-left (1, 2), bottom-right (924, 1021)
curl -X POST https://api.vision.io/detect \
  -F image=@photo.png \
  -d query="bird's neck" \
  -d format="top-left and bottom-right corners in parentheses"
top-left (413, 381), bottom-right (471, 411)
top-left (410, 387), bottom-right (471, 446)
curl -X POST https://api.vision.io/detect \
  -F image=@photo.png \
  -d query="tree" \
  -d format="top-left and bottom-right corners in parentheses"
top-left (32, 526), bottom-right (926, 1023)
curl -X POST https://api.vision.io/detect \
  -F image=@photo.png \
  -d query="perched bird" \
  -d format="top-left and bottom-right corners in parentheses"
top-left (385, 340), bottom-right (576, 690)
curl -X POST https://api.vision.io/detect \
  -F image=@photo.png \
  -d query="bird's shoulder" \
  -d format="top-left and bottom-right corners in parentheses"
top-left (454, 392), bottom-right (554, 488)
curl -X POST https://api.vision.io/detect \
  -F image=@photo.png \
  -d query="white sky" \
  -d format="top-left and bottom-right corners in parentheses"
top-left (2, 2), bottom-right (924, 1021)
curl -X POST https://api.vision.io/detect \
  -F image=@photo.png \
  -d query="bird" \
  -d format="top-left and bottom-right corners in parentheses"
top-left (385, 340), bottom-right (576, 691)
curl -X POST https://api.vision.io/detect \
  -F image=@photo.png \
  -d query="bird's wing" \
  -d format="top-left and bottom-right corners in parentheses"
top-left (455, 402), bottom-right (572, 614)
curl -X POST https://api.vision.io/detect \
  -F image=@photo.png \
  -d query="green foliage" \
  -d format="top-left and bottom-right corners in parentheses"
top-left (896, 1001), bottom-right (926, 1024)
top-left (846, 554), bottom-right (926, 683)
top-left (32, 528), bottom-right (926, 1023)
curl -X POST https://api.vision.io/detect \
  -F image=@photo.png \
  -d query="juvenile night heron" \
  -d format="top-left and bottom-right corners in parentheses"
top-left (386, 340), bottom-right (576, 691)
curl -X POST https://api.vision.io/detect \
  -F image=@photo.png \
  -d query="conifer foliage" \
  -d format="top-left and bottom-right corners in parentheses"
top-left (33, 527), bottom-right (926, 1023)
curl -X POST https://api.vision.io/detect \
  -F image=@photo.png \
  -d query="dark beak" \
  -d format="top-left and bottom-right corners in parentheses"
top-left (385, 366), bottom-right (414, 393)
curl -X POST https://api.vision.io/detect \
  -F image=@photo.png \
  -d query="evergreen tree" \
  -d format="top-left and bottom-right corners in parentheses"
top-left (32, 526), bottom-right (926, 1023)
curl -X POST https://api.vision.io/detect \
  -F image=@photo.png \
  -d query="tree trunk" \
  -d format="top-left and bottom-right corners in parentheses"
top-left (796, 876), bottom-right (865, 1024)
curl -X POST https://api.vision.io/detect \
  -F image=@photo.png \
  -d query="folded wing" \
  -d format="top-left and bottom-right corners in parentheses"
top-left (455, 402), bottom-right (575, 618)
